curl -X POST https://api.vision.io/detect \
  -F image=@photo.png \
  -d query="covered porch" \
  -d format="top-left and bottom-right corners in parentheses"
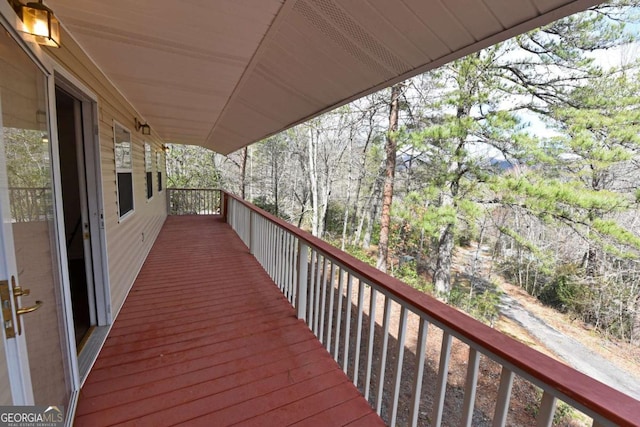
top-left (1, 1), bottom-right (637, 425)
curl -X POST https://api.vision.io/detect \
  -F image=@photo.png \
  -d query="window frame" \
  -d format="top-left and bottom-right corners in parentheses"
top-left (156, 150), bottom-right (163, 193)
top-left (113, 121), bottom-right (134, 220)
top-left (144, 142), bottom-right (153, 201)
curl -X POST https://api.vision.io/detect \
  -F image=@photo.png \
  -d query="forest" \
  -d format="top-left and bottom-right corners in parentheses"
top-left (167, 1), bottom-right (640, 345)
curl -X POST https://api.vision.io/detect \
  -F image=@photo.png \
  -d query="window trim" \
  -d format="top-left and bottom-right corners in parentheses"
top-left (144, 142), bottom-right (153, 201)
top-left (113, 120), bottom-right (134, 221)
top-left (156, 150), bottom-right (163, 193)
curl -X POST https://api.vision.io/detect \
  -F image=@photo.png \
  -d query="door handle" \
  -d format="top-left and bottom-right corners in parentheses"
top-left (16, 301), bottom-right (43, 315)
top-left (11, 279), bottom-right (43, 335)
top-left (0, 278), bottom-right (43, 338)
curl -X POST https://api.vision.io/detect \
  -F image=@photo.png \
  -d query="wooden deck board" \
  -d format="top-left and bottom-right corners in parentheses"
top-left (75, 215), bottom-right (384, 426)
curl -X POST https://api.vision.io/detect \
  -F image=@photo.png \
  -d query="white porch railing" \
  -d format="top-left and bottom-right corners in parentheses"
top-left (8, 187), bottom-right (52, 222)
top-left (225, 192), bottom-right (639, 427)
top-left (166, 188), bottom-right (221, 215)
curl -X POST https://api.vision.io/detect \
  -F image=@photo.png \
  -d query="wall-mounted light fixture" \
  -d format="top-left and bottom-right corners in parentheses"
top-left (162, 144), bottom-right (170, 153)
top-left (16, 0), bottom-right (61, 48)
top-left (135, 117), bottom-right (151, 135)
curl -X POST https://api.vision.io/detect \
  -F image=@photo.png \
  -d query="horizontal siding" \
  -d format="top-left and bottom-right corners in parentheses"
top-left (44, 28), bottom-right (168, 318)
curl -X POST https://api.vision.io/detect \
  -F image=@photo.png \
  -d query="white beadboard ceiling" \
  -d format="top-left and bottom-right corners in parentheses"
top-left (47, 0), bottom-right (601, 155)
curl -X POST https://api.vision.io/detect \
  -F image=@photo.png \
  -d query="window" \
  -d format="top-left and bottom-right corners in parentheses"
top-left (144, 143), bottom-right (153, 200)
top-left (157, 151), bottom-right (163, 192)
top-left (114, 123), bottom-right (134, 218)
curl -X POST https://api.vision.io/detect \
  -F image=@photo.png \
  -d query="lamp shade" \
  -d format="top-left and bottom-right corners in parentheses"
top-left (22, 1), bottom-right (60, 47)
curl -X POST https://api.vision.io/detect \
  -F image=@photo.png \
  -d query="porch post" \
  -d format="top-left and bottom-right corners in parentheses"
top-left (221, 191), bottom-right (228, 222)
top-left (296, 242), bottom-right (308, 321)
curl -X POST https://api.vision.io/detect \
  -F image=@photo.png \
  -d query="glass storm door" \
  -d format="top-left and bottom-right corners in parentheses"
top-left (0, 28), bottom-right (73, 408)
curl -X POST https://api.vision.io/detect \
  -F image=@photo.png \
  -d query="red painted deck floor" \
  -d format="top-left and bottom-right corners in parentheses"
top-left (75, 215), bottom-right (385, 426)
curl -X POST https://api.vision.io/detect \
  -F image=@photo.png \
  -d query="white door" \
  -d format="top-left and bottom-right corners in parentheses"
top-left (0, 28), bottom-right (74, 409)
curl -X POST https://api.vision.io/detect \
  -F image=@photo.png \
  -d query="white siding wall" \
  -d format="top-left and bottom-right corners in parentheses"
top-left (45, 29), bottom-right (167, 318)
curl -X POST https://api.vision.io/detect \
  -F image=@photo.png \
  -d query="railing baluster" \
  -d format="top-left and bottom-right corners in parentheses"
top-left (263, 218), bottom-right (267, 268)
top-left (261, 217), bottom-right (266, 267)
top-left (291, 237), bottom-right (298, 304)
top-left (285, 233), bottom-right (291, 301)
top-left (276, 229), bottom-right (283, 288)
top-left (284, 233), bottom-right (288, 294)
top-left (325, 261), bottom-right (336, 353)
top-left (342, 272), bottom-right (354, 374)
top-left (333, 268), bottom-right (344, 361)
top-left (273, 226), bottom-right (279, 284)
top-left (409, 317), bottom-right (428, 427)
top-left (375, 295), bottom-right (392, 414)
top-left (280, 230), bottom-right (285, 290)
top-left (270, 222), bottom-right (276, 279)
top-left (308, 249), bottom-right (316, 330)
top-left (319, 256), bottom-right (328, 344)
top-left (253, 213), bottom-right (258, 259)
top-left (249, 211), bottom-right (255, 255)
top-left (353, 279), bottom-right (365, 388)
top-left (288, 233), bottom-right (294, 301)
top-left (264, 220), bottom-right (269, 273)
top-left (283, 231), bottom-right (291, 300)
top-left (282, 231), bottom-right (288, 296)
top-left (432, 332), bottom-right (452, 427)
top-left (259, 216), bottom-right (265, 267)
top-left (314, 253), bottom-right (323, 336)
top-left (462, 348), bottom-right (481, 427)
top-left (390, 305), bottom-right (408, 427)
top-left (536, 391), bottom-right (557, 427)
top-left (296, 242), bottom-right (308, 320)
top-left (493, 367), bottom-right (514, 427)
top-left (364, 288), bottom-right (377, 401)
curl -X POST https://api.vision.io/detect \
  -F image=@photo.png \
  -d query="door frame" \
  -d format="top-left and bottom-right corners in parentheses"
top-left (53, 70), bottom-right (111, 328)
top-left (0, 0), bottom-right (61, 406)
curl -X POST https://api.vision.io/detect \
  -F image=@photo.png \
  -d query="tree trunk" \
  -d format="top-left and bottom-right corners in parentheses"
top-left (241, 146), bottom-right (248, 199)
top-left (431, 159), bottom-right (461, 297)
top-left (376, 84), bottom-right (401, 273)
top-left (308, 127), bottom-right (320, 236)
top-left (632, 294), bottom-right (640, 346)
top-left (350, 113), bottom-right (375, 237)
top-left (433, 223), bottom-right (455, 297)
top-left (341, 136), bottom-right (354, 251)
top-left (363, 188), bottom-right (380, 249)
top-left (319, 185), bottom-right (329, 239)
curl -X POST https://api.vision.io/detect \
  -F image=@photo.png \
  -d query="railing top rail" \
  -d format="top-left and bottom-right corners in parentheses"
top-left (167, 187), bottom-right (221, 191)
top-left (8, 187), bottom-right (49, 190)
top-left (223, 191), bottom-right (640, 426)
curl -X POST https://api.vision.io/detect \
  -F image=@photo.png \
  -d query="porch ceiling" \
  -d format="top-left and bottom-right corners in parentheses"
top-left (47, 0), bottom-right (600, 155)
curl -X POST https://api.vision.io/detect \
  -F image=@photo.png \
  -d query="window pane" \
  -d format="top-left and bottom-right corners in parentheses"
top-left (144, 143), bottom-right (152, 172)
top-left (117, 172), bottom-right (133, 216)
top-left (156, 151), bottom-right (163, 191)
top-left (146, 171), bottom-right (152, 199)
top-left (114, 124), bottom-right (131, 170)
